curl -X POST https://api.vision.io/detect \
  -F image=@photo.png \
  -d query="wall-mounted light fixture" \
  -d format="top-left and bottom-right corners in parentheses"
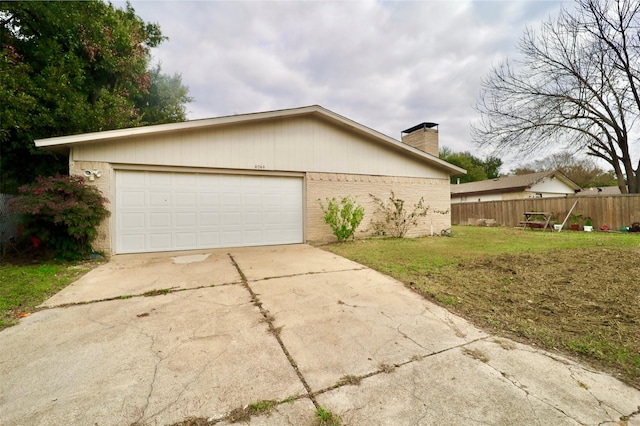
top-left (83, 170), bottom-right (102, 181)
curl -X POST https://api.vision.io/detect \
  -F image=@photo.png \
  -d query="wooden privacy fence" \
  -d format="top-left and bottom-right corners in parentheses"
top-left (451, 195), bottom-right (640, 230)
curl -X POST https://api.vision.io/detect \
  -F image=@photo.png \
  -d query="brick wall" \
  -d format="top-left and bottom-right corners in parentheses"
top-left (306, 172), bottom-right (451, 244)
top-left (69, 160), bottom-right (113, 254)
top-left (401, 128), bottom-right (439, 157)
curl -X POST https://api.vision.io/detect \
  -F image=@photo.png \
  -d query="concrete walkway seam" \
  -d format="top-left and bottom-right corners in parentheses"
top-left (227, 253), bottom-right (318, 409)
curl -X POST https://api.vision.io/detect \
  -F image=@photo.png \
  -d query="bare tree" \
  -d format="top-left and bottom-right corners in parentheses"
top-left (473, 0), bottom-right (640, 193)
top-left (512, 151), bottom-right (617, 187)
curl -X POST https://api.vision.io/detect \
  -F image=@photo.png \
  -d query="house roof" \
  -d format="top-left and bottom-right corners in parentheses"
top-left (576, 186), bottom-right (622, 196)
top-left (35, 105), bottom-right (466, 176)
top-left (450, 170), bottom-right (581, 196)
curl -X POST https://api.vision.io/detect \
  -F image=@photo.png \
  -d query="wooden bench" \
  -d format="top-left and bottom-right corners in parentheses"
top-left (521, 212), bottom-right (553, 231)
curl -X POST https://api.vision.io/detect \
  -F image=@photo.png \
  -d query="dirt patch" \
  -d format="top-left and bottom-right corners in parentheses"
top-left (414, 247), bottom-right (640, 388)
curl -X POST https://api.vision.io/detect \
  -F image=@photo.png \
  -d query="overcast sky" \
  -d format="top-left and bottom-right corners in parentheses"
top-left (119, 0), bottom-right (567, 170)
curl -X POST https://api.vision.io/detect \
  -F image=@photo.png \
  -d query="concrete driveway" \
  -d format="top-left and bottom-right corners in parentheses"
top-left (1, 244), bottom-right (638, 426)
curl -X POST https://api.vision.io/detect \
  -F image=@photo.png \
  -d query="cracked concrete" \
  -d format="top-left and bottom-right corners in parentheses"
top-left (1, 244), bottom-right (639, 425)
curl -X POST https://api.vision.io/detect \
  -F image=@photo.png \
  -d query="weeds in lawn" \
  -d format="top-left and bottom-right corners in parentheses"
top-left (248, 399), bottom-right (278, 414)
top-left (142, 288), bottom-right (173, 297)
top-left (336, 374), bottom-right (361, 386)
top-left (463, 348), bottom-right (490, 363)
top-left (226, 399), bottom-right (280, 423)
top-left (164, 418), bottom-right (211, 426)
top-left (315, 406), bottom-right (343, 426)
top-left (434, 294), bottom-right (458, 306)
top-left (0, 261), bottom-right (96, 329)
top-left (378, 363), bottom-right (396, 373)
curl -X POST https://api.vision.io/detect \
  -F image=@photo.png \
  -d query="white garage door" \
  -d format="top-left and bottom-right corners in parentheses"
top-left (115, 171), bottom-right (303, 254)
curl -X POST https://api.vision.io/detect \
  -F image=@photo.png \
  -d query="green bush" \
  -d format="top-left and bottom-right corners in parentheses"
top-left (369, 191), bottom-right (431, 238)
top-left (9, 174), bottom-right (110, 259)
top-left (318, 197), bottom-right (365, 242)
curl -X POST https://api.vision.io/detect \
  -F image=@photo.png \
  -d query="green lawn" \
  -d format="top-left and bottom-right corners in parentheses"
top-left (0, 261), bottom-right (94, 329)
top-left (325, 226), bottom-right (640, 388)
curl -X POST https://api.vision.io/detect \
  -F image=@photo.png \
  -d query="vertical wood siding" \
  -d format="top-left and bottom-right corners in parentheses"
top-left (452, 195), bottom-right (640, 230)
top-left (71, 116), bottom-right (449, 179)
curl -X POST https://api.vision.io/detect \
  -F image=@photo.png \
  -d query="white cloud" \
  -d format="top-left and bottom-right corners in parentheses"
top-left (120, 0), bottom-right (565, 165)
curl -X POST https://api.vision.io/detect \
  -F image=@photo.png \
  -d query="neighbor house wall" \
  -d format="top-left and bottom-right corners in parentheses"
top-left (69, 159), bottom-right (113, 254)
top-left (528, 179), bottom-right (576, 197)
top-left (306, 172), bottom-right (451, 244)
top-left (451, 190), bottom-right (525, 204)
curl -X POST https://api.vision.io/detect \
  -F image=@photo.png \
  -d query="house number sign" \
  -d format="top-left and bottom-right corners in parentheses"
top-left (254, 165), bottom-right (266, 169)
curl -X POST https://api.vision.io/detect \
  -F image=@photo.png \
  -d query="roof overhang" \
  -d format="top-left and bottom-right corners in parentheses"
top-left (35, 105), bottom-right (466, 176)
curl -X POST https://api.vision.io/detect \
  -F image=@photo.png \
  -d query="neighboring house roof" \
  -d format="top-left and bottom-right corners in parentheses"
top-left (577, 186), bottom-right (622, 196)
top-left (450, 170), bottom-right (581, 196)
top-left (35, 105), bottom-right (466, 176)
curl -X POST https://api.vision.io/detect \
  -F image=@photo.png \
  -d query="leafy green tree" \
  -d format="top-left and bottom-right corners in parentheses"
top-left (0, 1), bottom-right (191, 192)
top-left (440, 148), bottom-right (503, 183)
top-left (136, 64), bottom-right (193, 125)
top-left (482, 156), bottom-right (502, 179)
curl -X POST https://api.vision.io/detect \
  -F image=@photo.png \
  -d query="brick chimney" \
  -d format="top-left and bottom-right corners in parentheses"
top-left (401, 122), bottom-right (438, 156)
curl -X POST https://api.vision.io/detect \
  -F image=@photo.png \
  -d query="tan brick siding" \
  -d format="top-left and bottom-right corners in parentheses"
top-left (306, 172), bottom-right (451, 244)
top-left (69, 159), bottom-right (112, 255)
top-left (401, 128), bottom-right (439, 157)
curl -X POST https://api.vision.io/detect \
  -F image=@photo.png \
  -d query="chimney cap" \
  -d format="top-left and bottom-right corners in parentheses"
top-left (402, 122), bottom-right (438, 134)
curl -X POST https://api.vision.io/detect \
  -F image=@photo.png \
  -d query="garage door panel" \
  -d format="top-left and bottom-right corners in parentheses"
top-left (245, 212), bottom-right (262, 225)
top-left (200, 212), bottom-right (220, 226)
top-left (124, 172), bottom-right (146, 186)
top-left (264, 212), bottom-right (282, 224)
top-left (221, 192), bottom-right (242, 206)
top-left (175, 192), bottom-right (197, 207)
top-left (244, 193), bottom-right (263, 206)
top-left (281, 212), bottom-right (301, 223)
top-left (222, 212), bottom-right (242, 226)
top-left (149, 213), bottom-right (171, 227)
top-left (121, 236), bottom-right (145, 252)
top-left (121, 191), bottom-right (145, 207)
top-left (222, 230), bottom-right (243, 245)
top-left (263, 196), bottom-right (280, 207)
top-left (278, 229), bottom-right (301, 240)
top-left (121, 212), bottom-right (145, 229)
top-left (150, 192), bottom-right (170, 207)
top-left (199, 231), bottom-right (220, 245)
top-left (175, 212), bottom-right (197, 227)
top-left (176, 232), bottom-right (197, 247)
top-left (148, 172), bottom-right (171, 186)
top-left (148, 233), bottom-right (172, 249)
top-left (174, 173), bottom-right (196, 186)
top-left (116, 171), bottom-right (303, 253)
top-left (244, 230), bottom-right (263, 244)
top-left (199, 193), bottom-right (220, 206)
